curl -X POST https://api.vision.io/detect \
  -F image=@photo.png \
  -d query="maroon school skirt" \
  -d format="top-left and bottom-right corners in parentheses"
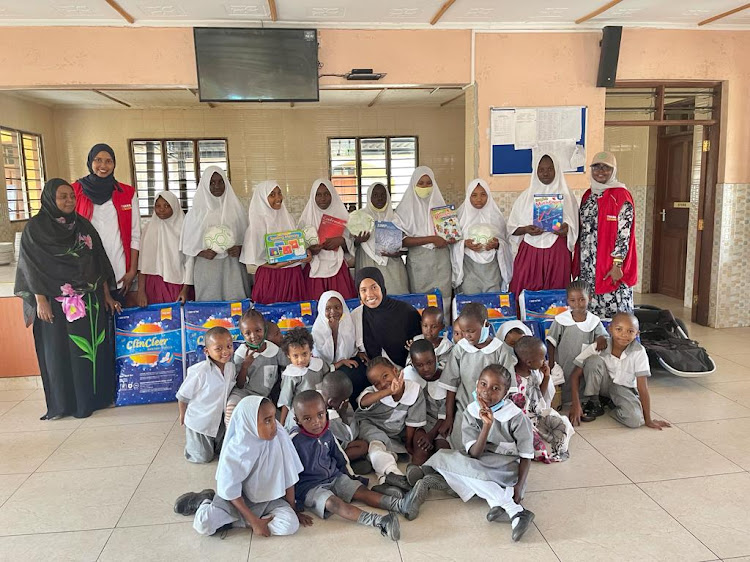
top-left (303, 261), bottom-right (357, 301)
top-left (252, 265), bottom-right (307, 304)
top-left (143, 274), bottom-right (193, 304)
top-left (509, 236), bottom-right (572, 296)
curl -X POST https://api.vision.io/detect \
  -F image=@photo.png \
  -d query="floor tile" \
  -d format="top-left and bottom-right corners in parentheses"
top-left (694, 355), bottom-right (750, 386)
top-left (699, 381), bottom-right (750, 409)
top-left (0, 529), bottom-right (111, 562)
top-left (0, 429), bottom-right (73, 474)
top-left (0, 401), bottom-right (18, 416)
top-left (0, 401), bottom-right (83, 433)
top-left (678, 417), bottom-right (750, 471)
top-left (0, 465), bottom-right (147, 536)
top-left (37, 421), bottom-right (171, 472)
top-left (395, 496), bottom-right (557, 561)
top-left (582, 425), bottom-right (742, 482)
top-left (525, 484), bottom-right (715, 561)
top-left (0, 474), bottom-right (28, 507)
top-left (640, 473), bottom-right (750, 559)
top-left (23, 389), bottom-right (47, 401)
top-left (0, 389), bottom-right (34, 402)
top-left (648, 384), bottom-right (750, 423)
top-left (526, 434), bottom-right (629, 492)
top-left (79, 403), bottom-right (177, 428)
top-left (719, 354), bottom-right (750, 366)
top-left (100, 522), bottom-right (250, 562)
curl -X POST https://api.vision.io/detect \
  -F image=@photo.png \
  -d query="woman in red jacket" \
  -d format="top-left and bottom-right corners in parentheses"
top-left (576, 151), bottom-right (637, 318)
top-left (71, 144), bottom-right (141, 307)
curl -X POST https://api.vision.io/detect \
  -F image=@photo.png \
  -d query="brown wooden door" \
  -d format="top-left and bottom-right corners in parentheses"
top-left (652, 131), bottom-right (692, 300)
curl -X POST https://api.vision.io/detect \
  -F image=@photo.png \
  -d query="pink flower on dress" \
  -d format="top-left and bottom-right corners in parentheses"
top-left (78, 234), bottom-right (93, 250)
top-left (55, 293), bottom-right (87, 322)
top-left (60, 283), bottom-right (76, 297)
top-left (55, 217), bottom-right (66, 224)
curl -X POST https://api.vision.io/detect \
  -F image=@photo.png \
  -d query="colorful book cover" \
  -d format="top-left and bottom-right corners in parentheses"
top-left (533, 194), bottom-right (564, 232)
top-left (317, 214), bottom-right (348, 244)
top-left (265, 230), bottom-right (307, 264)
top-left (431, 205), bottom-right (462, 241)
top-left (374, 221), bottom-right (403, 255)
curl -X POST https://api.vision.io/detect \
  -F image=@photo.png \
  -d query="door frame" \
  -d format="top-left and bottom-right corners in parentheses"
top-left (605, 81), bottom-right (722, 325)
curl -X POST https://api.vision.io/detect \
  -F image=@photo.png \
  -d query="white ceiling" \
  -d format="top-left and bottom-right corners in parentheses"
top-left (2, 87), bottom-right (466, 109)
top-left (0, 0), bottom-right (747, 29)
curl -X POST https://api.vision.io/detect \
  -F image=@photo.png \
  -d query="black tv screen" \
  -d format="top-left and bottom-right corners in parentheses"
top-left (194, 28), bottom-right (319, 102)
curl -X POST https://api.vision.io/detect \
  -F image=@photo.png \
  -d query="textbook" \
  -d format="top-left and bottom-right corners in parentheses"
top-left (317, 214), bottom-right (348, 244)
top-left (431, 205), bottom-right (462, 241)
top-left (374, 221), bottom-right (403, 255)
top-left (533, 194), bottom-right (564, 232)
top-left (265, 230), bottom-right (307, 264)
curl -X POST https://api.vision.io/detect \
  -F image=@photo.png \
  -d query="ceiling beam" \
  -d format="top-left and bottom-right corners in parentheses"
top-left (104, 0), bottom-right (135, 24)
top-left (698, 3), bottom-right (750, 26)
top-left (575, 0), bottom-right (623, 24)
top-left (268, 0), bottom-right (278, 21)
top-left (368, 89), bottom-right (387, 108)
top-left (430, 0), bottom-right (457, 25)
top-left (92, 90), bottom-right (131, 107)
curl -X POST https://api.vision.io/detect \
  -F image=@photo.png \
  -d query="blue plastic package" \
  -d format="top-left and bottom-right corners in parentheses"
top-left (254, 300), bottom-right (317, 334)
top-left (184, 300), bottom-right (251, 368)
top-left (519, 289), bottom-right (568, 321)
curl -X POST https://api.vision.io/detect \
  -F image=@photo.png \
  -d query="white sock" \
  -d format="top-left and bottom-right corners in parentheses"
top-left (501, 499), bottom-right (523, 523)
top-left (368, 441), bottom-right (402, 478)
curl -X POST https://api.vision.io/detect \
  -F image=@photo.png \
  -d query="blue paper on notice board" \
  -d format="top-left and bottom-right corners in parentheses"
top-left (519, 289), bottom-right (568, 321)
top-left (254, 301), bottom-right (317, 334)
top-left (184, 300), bottom-right (250, 368)
top-left (115, 302), bottom-right (184, 406)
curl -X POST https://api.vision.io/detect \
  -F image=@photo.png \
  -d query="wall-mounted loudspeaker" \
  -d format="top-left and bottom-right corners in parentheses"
top-left (596, 26), bottom-right (622, 88)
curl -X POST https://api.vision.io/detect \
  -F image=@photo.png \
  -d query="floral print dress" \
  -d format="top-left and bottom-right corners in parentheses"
top-left (578, 194), bottom-right (635, 318)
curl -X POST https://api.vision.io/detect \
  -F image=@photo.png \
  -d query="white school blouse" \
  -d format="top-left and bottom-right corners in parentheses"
top-left (89, 193), bottom-right (141, 289)
top-left (574, 340), bottom-right (650, 389)
top-left (176, 360), bottom-right (237, 437)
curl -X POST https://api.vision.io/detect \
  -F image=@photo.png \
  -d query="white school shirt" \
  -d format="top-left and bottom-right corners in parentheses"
top-left (176, 360), bottom-right (237, 437)
top-left (574, 340), bottom-right (650, 389)
top-left (89, 193), bottom-right (141, 289)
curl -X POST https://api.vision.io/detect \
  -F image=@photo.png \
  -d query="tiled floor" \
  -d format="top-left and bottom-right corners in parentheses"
top-left (1, 293), bottom-right (750, 561)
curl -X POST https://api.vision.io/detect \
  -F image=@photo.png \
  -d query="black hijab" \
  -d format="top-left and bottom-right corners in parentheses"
top-left (78, 143), bottom-right (119, 205)
top-left (14, 179), bottom-right (115, 325)
top-left (355, 267), bottom-right (421, 367)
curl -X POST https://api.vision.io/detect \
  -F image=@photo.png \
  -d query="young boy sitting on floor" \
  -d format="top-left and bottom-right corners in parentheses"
top-left (290, 391), bottom-right (428, 540)
top-left (176, 326), bottom-right (238, 463)
top-left (355, 357), bottom-right (428, 491)
top-left (568, 312), bottom-right (671, 430)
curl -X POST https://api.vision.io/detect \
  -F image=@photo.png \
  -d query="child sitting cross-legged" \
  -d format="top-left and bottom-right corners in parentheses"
top-left (510, 337), bottom-right (575, 462)
top-left (418, 365), bottom-right (536, 542)
top-left (408, 306), bottom-right (453, 370)
top-left (355, 357), bottom-right (429, 494)
top-left (568, 312), bottom-right (672, 430)
top-left (290, 390), bottom-right (429, 541)
top-left (176, 326), bottom-right (238, 463)
top-left (175, 396), bottom-right (312, 538)
top-left (278, 327), bottom-right (327, 429)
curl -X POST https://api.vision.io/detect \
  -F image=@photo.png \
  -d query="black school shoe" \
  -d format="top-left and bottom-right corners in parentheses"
top-left (378, 513), bottom-right (401, 541)
top-left (405, 463), bottom-right (425, 487)
top-left (385, 472), bottom-right (413, 492)
top-left (371, 484), bottom-right (404, 498)
top-left (582, 400), bottom-right (605, 419)
top-left (174, 489), bottom-right (215, 516)
top-left (351, 458), bottom-right (374, 475)
top-left (487, 506), bottom-right (510, 523)
top-left (510, 509), bottom-right (535, 542)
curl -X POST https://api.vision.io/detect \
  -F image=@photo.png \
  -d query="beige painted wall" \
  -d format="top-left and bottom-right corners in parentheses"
top-left (51, 104), bottom-right (465, 218)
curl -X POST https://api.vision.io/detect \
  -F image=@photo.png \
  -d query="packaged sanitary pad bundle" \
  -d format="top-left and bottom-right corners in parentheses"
top-left (184, 300), bottom-right (251, 368)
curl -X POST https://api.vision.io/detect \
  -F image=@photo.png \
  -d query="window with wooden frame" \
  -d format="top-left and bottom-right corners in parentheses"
top-left (129, 138), bottom-right (229, 216)
top-left (1, 127), bottom-right (45, 221)
top-left (329, 136), bottom-right (418, 209)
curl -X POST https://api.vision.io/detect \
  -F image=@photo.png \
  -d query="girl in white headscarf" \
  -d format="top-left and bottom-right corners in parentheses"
top-left (507, 153), bottom-right (579, 296)
top-left (395, 166), bottom-right (456, 317)
top-left (190, 396), bottom-right (310, 537)
top-left (451, 179), bottom-right (514, 294)
top-left (298, 179), bottom-right (356, 300)
top-left (180, 166), bottom-right (249, 301)
top-left (239, 181), bottom-right (308, 304)
top-left (136, 190), bottom-right (193, 305)
top-left (353, 182), bottom-right (409, 296)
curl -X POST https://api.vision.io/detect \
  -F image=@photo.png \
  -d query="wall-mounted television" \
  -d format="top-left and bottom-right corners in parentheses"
top-left (194, 28), bottom-right (319, 102)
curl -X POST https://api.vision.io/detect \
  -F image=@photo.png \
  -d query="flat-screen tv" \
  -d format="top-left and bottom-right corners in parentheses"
top-left (194, 28), bottom-right (319, 102)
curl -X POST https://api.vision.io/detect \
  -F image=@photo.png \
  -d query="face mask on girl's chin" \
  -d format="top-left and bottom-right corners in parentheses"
top-left (478, 323), bottom-right (491, 344)
top-left (472, 390), bottom-right (505, 412)
top-left (415, 186), bottom-right (433, 199)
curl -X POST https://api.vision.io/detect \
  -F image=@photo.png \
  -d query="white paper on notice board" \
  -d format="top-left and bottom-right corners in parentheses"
top-left (514, 108), bottom-right (537, 149)
top-left (537, 140), bottom-right (578, 172)
top-left (537, 107), bottom-right (581, 143)
top-left (491, 111), bottom-right (515, 145)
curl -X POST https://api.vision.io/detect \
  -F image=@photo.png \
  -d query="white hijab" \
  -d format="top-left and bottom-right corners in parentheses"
top-left (180, 166), bottom-right (247, 259)
top-left (499, 320), bottom-right (533, 341)
top-left (451, 179), bottom-right (514, 290)
top-left (590, 164), bottom-right (627, 196)
top-left (216, 396), bottom-right (302, 502)
top-left (394, 166), bottom-right (446, 250)
top-left (311, 290), bottom-right (357, 364)
top-left (239, 180), bottom-right (297, 266)
top-left (361, 182), bottom-right (397, 266)
top-left (139, 190), bottom-right (185, 285)
top-left (298, 178), bottom-right (353, 278)
top-left (507, 153), bottom-right (579, 252)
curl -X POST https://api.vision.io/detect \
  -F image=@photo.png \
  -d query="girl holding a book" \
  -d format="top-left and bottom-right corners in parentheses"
top-left (451, 178), bottom-right (514, 294)
top-left (395, 166), bottom-right (456, 319)
top-left (239, 181), bottom-right (308, 304)
top-left (298, 179), bottom-right (356, 300)
top-left (507, 153), bottom-right (579, 296)
top-left (353, 182), bottom-right (409, 295)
